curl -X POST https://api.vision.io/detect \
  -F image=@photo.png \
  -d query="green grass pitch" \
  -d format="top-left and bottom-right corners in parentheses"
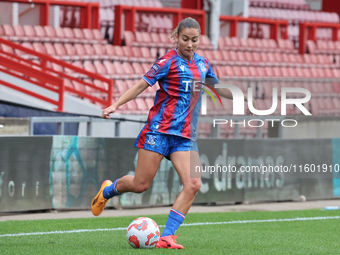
top-left (0, 209), bottom-right (339, 254)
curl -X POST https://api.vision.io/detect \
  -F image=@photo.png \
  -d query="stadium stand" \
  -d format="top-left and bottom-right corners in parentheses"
top-left (248, 3), bottom-right (340, 41)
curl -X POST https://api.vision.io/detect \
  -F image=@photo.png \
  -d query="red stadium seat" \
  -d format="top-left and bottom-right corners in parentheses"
top-left (15, 42), bottom-right (36, 60)
top-left (43, 26), bottom-right (58, 41)
top-left (135, 97), bottom-right (149, 114)
top-left (141, 62), bottom-right (151, 73)
top-left (104, 44), bottom-right (118, 61)
top-left (140, 47), bottom-right (154, 63)
top-left (213, 50), bottom-right (226, 65)
top-left (113, 46), bottom-right (128, 61)
top-left (82, 28), bottom-right (96, 44)
top-left (239, 38), bottom-right (249, 50)
top-left (218, 37), bottom-right (225, 50)
top-left (32, 42), bottom-right (46, 55)
top-left (142, 32), bottom-right (156, 47)
top-left (133, 31), bottom-right (144, 47)
top-left (306, 40), bottom-right (316, 54)
top-left (74, 44), bottom-right (90, 60)
top-left (103, 60), bottom-right (120, 79)
top-left (203, 50), bottom-right (214, 64)
top-left (13, 25), bottom-right (28, 41)
top-left (124, 31), bottom-right (135, 46)
top-left (2, 24), bottom-right (18, 41)
top-left (73, 28), bottom-right (87, 43)
top-left (54, 27), bottom-right (67, 42)
top-left (93, 60), bottom-right (107, 76)
top-left (63, 43), bottom-right (79, 61)
top-left (114, 80), bottom-right (128, 95)
top-left (92, 29), bottom-right (106, 43)
top-left (62, 27), bottom-right (76, 43)
top-left (83, 60), bottom-right (96, 73)
top-left (113, 61), bottom-right (129, 79)
top-left (231, 37), bottom-right (241, 51)
top-left (200, 35), bottom-right (214, 50)
top-left (247, 38), bottom-right (257, 52)
top-left (122, 46), bottom-right (137, 62)
top-left (132, 62), bottom-right (144, 77)
top-left (93, 44), bottom-right (109, 60)
top-left (122, 62), bottom-right (139, 79)
top-left (43, 42), bottom-right (57, 56)
top-left (33, 25), bottom-right (50, 42)
top-left (84, 44), bottom-right (99, 60)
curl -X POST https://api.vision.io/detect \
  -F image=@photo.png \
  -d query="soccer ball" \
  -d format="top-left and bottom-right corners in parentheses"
top-left (126, 217), bottom-right (160, 249)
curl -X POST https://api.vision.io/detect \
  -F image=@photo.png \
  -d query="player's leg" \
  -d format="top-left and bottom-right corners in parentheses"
top-left (112, 148), bottom-right (164, 193)
top-left (91, 148), bottom-right (163, 216)
top-left (170, 150), bottom-right (201, 214)
top-left (156, 150), bottom-right (201, 249)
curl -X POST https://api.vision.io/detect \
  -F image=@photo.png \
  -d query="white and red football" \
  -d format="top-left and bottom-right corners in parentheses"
top-left (126, 217), bottom-right (160, 249)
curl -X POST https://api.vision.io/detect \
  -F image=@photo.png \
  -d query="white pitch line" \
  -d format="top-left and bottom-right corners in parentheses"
top-left (0, 216), bottom-right (339, 238)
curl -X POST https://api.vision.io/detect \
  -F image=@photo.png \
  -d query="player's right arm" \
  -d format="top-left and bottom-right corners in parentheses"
top-left (102, 79), bottom-right (149, 118)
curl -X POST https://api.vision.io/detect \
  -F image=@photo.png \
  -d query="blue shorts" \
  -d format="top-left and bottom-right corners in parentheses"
top-left (134, 130), bottom-right (198, 161)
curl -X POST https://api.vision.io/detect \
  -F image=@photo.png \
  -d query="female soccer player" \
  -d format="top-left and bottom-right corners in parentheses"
top-left (92, 17), bottom-right (255, 249)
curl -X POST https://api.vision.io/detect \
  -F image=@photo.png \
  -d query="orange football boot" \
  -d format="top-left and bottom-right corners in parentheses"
top-left (156, 235), bottom-right (184, 249)
top-left (91, 180), bottom-right (112, 216)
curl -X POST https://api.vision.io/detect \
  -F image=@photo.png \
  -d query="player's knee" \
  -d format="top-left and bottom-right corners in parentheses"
top-left (133, 183), bottom-right (150, 193)
top-left (184, 179), bottom-right (201, 195)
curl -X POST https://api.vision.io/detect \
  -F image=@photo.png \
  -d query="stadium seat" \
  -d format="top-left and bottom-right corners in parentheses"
top-left (33, 25), bottom-right (50, 42)
top-left (122, 62), bottom-right (139, 79)
top-left (15, 42), bottom-right (36, 60)
top-left (83, 61), bottom-right (96, 73)
top-left (93, 60), bottom-right (108, 78)
top-left (132, 62), bottom-right (145, 77)
top-left (158, 33), bottom-right (173, 48)
top-left (2, 24), bottom-right (18, 41)
top-left (54, 27), bottom-right (68, 42)
top-left (93, 44), bottom-right (109, 60)
top-left (12, 25), bottom-right (29, 42)
top-left (200, 35), bottom-right (214, 50)
top-left (212, 50), bottom-right (226, 65)
top-left (124, 31), bottom-right (135, 46)
top-left (43, 42), bottom-right (57, 57)
top-left (135, 97), bottom-right (149, 114)
top-left (43, 26), bottom-right (58, 42)
top-left (31, 41), bottom-right (46, 55)
top-left (82, 29), bottom-right (97, 44)
top-left (103, 60), bottom-right (120, 79)
top-left (73, 28), bottom-right (87, 43)
top-left (74, 44), bottom-right (90, 60)
top-left (113, 46), bottom-right (128, 61)
top-left (87, 29), bottom-right (106, 44)
top-left (103, 44), bottom-right (119, 61)
top-left (113, 61), bottom-right (129, 79)
top-left (122, 46), bottom-right (137, 62)
top-left (84, 44), bottom-right (99, 60)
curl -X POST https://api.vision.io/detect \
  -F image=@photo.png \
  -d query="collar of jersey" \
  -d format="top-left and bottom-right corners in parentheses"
top-left (174, 48), bottom-right (196, 64)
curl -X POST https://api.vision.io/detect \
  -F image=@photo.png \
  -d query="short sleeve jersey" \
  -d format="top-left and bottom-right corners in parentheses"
top-left (141, 49), bottom-right (219, 140)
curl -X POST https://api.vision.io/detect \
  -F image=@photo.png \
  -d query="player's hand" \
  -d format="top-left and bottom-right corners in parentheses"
top-left (102, 105), bottom-right (116, 119)
top-left (246, 98), bottom-right (256, 115)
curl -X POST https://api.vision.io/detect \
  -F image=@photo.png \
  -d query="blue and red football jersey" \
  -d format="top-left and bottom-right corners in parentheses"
top-left (141, 49), bottom-right (219, 141)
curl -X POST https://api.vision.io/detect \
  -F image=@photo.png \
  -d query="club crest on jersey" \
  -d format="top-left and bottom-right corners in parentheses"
top-left (146, 135), bottom-right (156, 146)
top-left (199, 62), bottom-right (207, 73)
top-left (179, 65), bottom-right (185, 72)
top-left (146, 64), bottom-right (160, 76)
